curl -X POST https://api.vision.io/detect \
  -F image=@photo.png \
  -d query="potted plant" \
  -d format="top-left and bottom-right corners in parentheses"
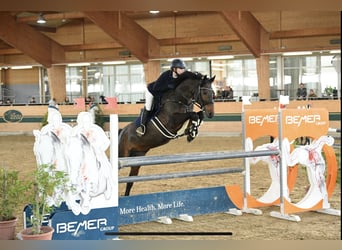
top-left (20, 164), bottom-right (70, 240)
top-left (0, 166), bottom-right (30, 240)
top-left (324, 86), bottom-right (333, 97)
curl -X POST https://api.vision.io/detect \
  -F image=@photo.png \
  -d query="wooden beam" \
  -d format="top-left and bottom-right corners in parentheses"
top-left (270, 27), bottom-right (340, 39)
top-left (159, 34), bottom-right (240, 46)
top-left (262, 45), bottom-right (340, 54)
top-left (63, 42), bottom-right (122, 51)
top-left (83, 11), bottom-right (160, 63)
top-left (0, 48), bottom-right (22, 55)
top-left (256, 55), bottom-right (270, 100)
top-left (0, 12), bottom-right (65, 67)
top-left (220, 11), bottom-right (268, 57)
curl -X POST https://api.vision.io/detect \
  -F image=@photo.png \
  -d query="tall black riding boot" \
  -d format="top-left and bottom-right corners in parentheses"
top-left (136, 108), bottom-right (150, 136)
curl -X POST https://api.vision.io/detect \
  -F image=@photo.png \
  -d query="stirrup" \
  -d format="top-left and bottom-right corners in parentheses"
top-left (136, 125), bottom-right (146, 136)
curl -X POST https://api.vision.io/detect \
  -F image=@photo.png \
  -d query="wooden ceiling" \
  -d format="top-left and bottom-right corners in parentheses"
top-left (0, 11), bottom-right (340, 68)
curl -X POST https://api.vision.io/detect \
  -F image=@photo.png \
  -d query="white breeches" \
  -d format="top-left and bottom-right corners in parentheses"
top-left (145, 89), bottom-right (154, 111)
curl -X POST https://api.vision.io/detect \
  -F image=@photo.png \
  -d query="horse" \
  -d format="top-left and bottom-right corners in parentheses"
top-left (32, 129), bottom-right (77, 211)
top-left (65, 131), bottom-right (115, 215)
top-left (118, 71), bottom-right (216, 196)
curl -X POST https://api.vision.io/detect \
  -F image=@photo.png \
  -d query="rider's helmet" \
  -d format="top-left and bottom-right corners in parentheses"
top-left (170, 59), bottom-right (186, 70)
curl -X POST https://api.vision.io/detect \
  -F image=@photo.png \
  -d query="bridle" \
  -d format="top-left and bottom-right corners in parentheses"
top-left (193, 78), bottom-right (215, 111)
top-left (161, 74), bottom-right (214, 112)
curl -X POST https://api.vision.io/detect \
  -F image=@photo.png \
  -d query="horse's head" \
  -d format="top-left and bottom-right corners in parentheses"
top-left (198, 75), bottom-right (215, 118)
top-left (173, 71), bottom-right (215, 118)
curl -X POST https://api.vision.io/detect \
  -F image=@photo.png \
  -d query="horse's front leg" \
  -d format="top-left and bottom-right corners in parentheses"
top-left (125, 166), bottom-right (141, 196)
top-left (186, 111), bottom-right (203, 142)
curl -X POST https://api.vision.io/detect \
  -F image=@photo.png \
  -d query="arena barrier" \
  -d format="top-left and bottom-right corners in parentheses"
top-left (226, 106), bottom-right (341, 222)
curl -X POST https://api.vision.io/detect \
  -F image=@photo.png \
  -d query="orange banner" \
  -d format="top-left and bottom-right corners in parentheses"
top-left (244, 109), bottom-right (278, 140)
top-left (281, 108), bottom-right (329, 141)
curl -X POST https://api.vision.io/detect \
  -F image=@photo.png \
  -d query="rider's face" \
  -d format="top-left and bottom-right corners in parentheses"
top-left (174, 67), bottom-right (185, 74)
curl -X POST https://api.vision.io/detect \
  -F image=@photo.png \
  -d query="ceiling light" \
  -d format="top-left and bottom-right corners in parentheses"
top-left (37, 13), bottom-right (46, 24)
top-left (149, 11), bottom-right (160, 14)
top-left (167, 57), bottom-right (193, 62)
top-left (207, 55), bottom-right (234, 60)
top-left (11, 66), bottom-right (33, 70)
top-left (330, 50), bottom-right (341, 54)
top-left (102, 61), bottom-right (126, 65)
top-left (282, 51), bottom-right (312, 56)
top-left (67, 63), bottom-right (91, 67)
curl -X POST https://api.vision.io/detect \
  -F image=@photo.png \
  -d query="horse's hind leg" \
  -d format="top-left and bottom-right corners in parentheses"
top-left (124, 166), bottom-right (141, 196)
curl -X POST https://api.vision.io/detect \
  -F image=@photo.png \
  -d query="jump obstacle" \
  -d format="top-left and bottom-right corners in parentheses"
top-left (225, 107), bottom-right (341, 222)
top-left (23, 105), bottom-right (340, 240)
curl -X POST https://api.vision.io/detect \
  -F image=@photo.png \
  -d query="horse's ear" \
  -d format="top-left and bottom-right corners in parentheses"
top-left (210, 75), bottom-right (216, 82)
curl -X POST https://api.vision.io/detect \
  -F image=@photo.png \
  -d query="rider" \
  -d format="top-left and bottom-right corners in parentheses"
top-left (136, 58), bottom-right (187, 136)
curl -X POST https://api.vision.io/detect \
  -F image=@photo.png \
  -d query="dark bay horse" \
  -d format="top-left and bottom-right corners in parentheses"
top-left (118, 71), bottom-right (216, 196)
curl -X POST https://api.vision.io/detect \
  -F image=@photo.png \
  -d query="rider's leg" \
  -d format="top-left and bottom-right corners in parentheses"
top-left (144, 90), bottom-right (153, 112)
top-left (136, 89), bottom-right (153, 136)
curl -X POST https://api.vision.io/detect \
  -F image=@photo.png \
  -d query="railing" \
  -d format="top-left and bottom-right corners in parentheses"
top-left (0, 86), bottom-right (16, 103)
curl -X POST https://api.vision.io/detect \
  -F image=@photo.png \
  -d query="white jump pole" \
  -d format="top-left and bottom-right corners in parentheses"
top-left (110, 114), bottom-right (119, 205)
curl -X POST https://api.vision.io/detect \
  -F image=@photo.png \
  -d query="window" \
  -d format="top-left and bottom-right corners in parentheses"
top-left (65, 67), bottom-right (82, 100)
top-left (225, 58), bottom-right (258, 97)
top-left (63, 51), bottom-right (340, 103)
top-left (282, 53), bottom-right (339, 99)
top-left (66, 63), bottom-right (146, 104)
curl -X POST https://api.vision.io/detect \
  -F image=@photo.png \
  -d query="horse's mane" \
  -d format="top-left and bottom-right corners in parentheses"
top-left (173, 71), bottom-right (203, 87)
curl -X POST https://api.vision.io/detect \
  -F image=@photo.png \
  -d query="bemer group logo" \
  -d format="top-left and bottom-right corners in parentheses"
top-left (285, 114), bottom-right (325, 127)
top-left (248, 114), bottom-right (278, 126)
top-left (56, 218), bottom-right (115, 235)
